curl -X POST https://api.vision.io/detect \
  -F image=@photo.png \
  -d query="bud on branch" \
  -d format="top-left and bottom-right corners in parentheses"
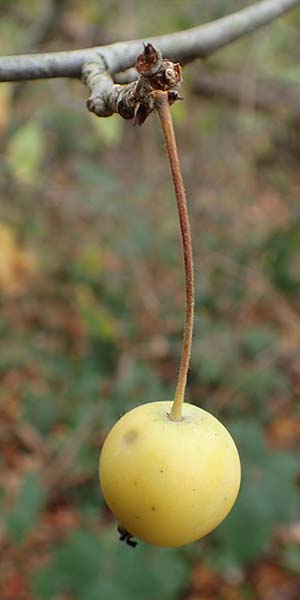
top-left (82, 43), bottom-right (183, 126)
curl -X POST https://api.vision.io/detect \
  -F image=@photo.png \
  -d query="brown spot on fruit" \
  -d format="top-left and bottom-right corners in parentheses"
top-left (124, 430), bottom-right (139, 444)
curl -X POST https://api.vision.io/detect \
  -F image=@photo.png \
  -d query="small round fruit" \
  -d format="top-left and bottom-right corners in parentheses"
top-left (99, 401), bottom-right (241, 547)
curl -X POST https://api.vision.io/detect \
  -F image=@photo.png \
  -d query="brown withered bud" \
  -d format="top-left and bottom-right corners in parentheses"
top-left (168, 90), bottom-right (184, 105)
top-left (150, 61), bottom-right (182, 91)
top-left (136, 43), bottom-right (163, 76)
top-left (133, 101), bottom-right (154, 127)
top-left (83, 43), bottom-right (183, 123)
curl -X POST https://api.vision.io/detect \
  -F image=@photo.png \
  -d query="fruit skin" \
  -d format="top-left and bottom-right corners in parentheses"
top-left (99, 401), bottom-right (241, 548)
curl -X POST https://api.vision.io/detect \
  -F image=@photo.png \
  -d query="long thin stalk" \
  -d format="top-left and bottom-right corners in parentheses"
top-left (154, 91), bottom-right (194, 421)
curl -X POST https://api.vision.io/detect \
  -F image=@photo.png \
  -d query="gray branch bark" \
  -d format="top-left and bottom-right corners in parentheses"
top-left (0, 0), bottom-right (299, 82)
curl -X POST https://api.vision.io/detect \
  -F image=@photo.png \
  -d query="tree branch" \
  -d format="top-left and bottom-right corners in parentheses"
top-left (192, 69), bottom-right (300, 114)
top-left (83, 45), bottom-right (183, 123)
top-left (0, 0), bottom-right (298, 82)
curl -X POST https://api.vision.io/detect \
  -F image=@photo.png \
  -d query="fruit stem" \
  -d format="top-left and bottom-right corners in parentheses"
top-left (154, 91), bottom-right (194, 421)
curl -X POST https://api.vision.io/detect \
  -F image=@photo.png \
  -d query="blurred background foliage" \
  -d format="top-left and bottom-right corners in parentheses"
top-left (0, 1), bottom-right (300, 599)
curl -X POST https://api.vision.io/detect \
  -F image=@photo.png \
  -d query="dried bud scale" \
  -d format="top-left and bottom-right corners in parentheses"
top-left (82, 43), bottom-right (183, 123)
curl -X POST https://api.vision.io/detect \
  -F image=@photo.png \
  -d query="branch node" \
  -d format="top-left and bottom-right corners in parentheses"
top-left (82, 55), bottom-right (115, 117)
top-left (82, 43), bottom-right (183, 125)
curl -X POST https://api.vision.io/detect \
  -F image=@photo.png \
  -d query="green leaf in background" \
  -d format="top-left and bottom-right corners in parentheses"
top-left (73, 244), bottom-right (104, 281)
top-left (75, 159), bottom-right (118, 189)
top-left (282, 544), bottom-right (300, 574)
top-left (0, 16), bottom-right (22, 53)
top-left (263, 452), bottom-right (300, 523)
top-left (101, 361), bottom-right (168, 428)
top-left (192, 323), bottom-right (239, 385)
top-left (21, 385), bottom-right (60, 435)
top-left (76, 286), bottom-right (116, 340)
top-left (32, 528), bottom-right (188, 600)
top-left (6, 120), bottom-right (45, 183)
top-left (207, 422), bottom-right (300, 569)
top-left (198, 106), bottom-right (220, 135)
top-left (32, 530), bottom-right (101, 600)
top-left (233, 366), bottom-right (290, 414)
top-left (6, 471), bottom-right (46, 544)
top-left (240, 327), bottom-right (279, 358)
top-left (171, 100), bottom-right (187, 126)
top-left (90, 113), bottom-right (123, 146)
top-left (264, 223), bottom-right (300, 298)
top-left (229, 421), bottom-right (267, 465)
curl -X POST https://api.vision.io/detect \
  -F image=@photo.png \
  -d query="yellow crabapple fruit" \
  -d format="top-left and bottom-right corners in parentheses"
top-left (99, 401), bottom-right (241, 547)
